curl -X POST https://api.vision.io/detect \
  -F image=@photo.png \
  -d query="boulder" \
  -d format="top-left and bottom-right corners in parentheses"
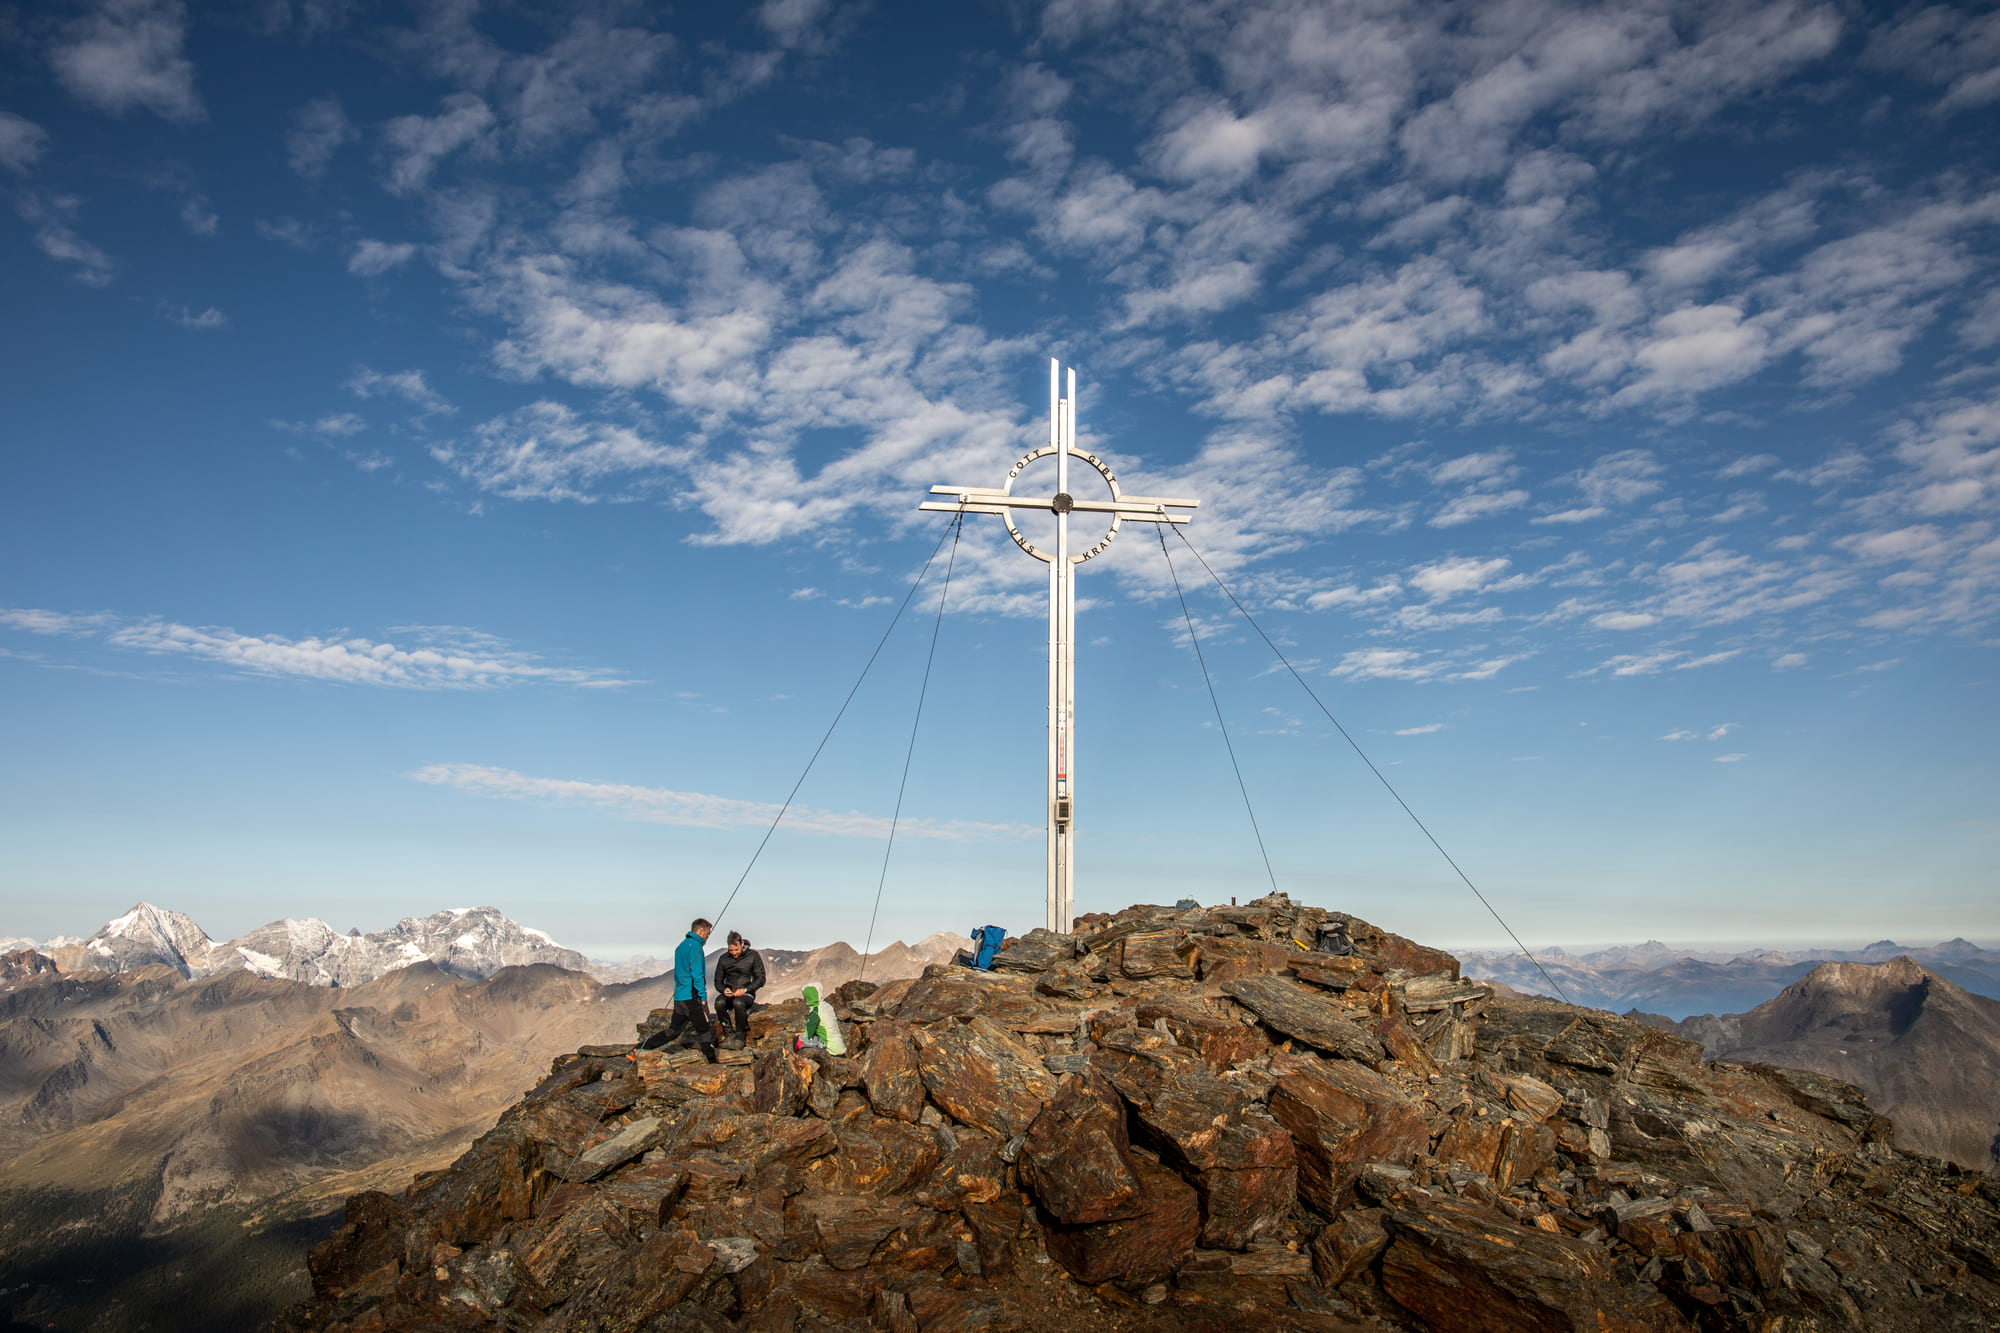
top-left (750, 1048), bottom-right (815, 1117)
top-left (1268, 1058), bottom-right (1429, 1214)
top-left (857, 1019), bottom-right (926, 1123)
top-left (1379, 1193), bottom-right (1693, 1332)
top-left (911, 1016), bottom-right (1054, 1140)
top-left (1018, 1068), bottom-right (1145, 1223)
top-left (1041, 1149), bottom-right (1202, 1287)
top-left (990, 928), bottom-right (1080, 973)
top-left (1222, 976), bottom-right (1386, 1063)
top-left (1311, 1207), bottom-right (1389, 1287)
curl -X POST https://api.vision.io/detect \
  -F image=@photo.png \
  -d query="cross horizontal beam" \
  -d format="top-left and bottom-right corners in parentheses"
top-left (917, 498), bottom-right (1192, 523)
top-left (926, 484), bottom-right (1200, 510)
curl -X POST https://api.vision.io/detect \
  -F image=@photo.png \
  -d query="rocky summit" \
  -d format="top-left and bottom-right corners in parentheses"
top-left (278, 895), bottom-right (2000, 1333)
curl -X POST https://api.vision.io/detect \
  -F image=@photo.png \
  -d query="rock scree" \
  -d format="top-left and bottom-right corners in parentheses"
top-left (276, 894), bottom-right (2000, 1332)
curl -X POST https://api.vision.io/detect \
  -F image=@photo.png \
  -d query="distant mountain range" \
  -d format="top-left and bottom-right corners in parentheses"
top-left (1652, 957), bottom-right (2000, 1172)
top-left (1460, 936), bottom-right (2000, 1019)
top-left (5, 903), bottom-right (971, 1000)
top-left (0, 903), bottom-right (968, 1331)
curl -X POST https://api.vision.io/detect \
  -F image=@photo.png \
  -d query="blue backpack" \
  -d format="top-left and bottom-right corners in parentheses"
top-left (967, 925), bottom-right (1005, 970)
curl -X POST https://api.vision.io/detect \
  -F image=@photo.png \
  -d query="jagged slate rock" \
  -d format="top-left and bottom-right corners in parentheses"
top-left (1019, 1067), bottom-right (1145, 1223)
top-left (1041, 1148), bottom-right (1202, 1287)
top-left (518, 1194), bottom-right (635, 1299)
top-left (1223, 976), bottom-right (1385, 1063)
top-left (1292, 956), bottom-right (1372, 990)
top-left (1120, 930), bottom-right (1195, 979)
top-left (990, 927), bottom-right (1079, 973)
top-left (751, 1047), bottom-right (816, 1117)
top-left (1105, 1057), bottom-right (1296, 1249)
top-left (577, 1042), bottom-right (635, 1058)
top-left (1378, 1193), bottom-right (1694, 1333)
top-left (576, 1114), bottom-right (665, 1178)
top-left (1135, 997), bottom-right (1273, 1073)
top-left (823, 1116), bottom-right (940, 1194)
top-left (1436, 1111), bottom-right (1553, 1190)
top-left (1268, 1058), bottom-right (1430, 1214)
top-left (1310, 1208), bottom-right (1389, 1287)
top-left (847, 975), bottom-right (915, 1018)
top-left (395, 1122), bottom-right (546, 1248)
top-left (1371, 1011), bottom-right (1442, 1074)
top-left (596, 1162), bottom-right (688, 1228)
top-left (1035, 959), bottom-right (1096, 999)
top-left (874, 1288), bottom-right (920, 1333)
top-left (1678, 1220), bottom-right (1789, 1293)
top-left (912, 1016), bottom-right (1055, 1141)
top-left (1192, 935), bottom-right (1302, 983)
top-left (1324, 911), bottom-right (1461, 979)
top-left (857, 1018), bottom-right (927, 1123)
top-left (552, 1225), bottom-right (717, 1333)
top-left (705, 1236), bottom-right (759, 1274)
top-left (897, 966), bottom-right (1046, 1025)
top-left (437, 1243), bottom-right (519, 1313)
top-left (1756, 1064), bottom-right (1894, 1138)
top-left (1501, 1074), bottom-right (1564, 1122)
top-left (1399, 975), bottom-right (1490, 1011)
top-left (1043, 1052), bottom-right (1090, 1073)
top-left (305, 1190), bottom-right (412, 1301)
top-left (792, 1193), bottom-right (908, 1270)
top-left (806, 1055), bottom-right (845, 1118)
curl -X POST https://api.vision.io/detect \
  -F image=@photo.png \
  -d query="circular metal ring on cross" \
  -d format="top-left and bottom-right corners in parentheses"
top-left (1000, 445), bottom-right (1123, 564)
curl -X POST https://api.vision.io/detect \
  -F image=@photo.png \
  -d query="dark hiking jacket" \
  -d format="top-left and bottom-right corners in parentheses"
top-left (714, 948), bottom-right (765, 997)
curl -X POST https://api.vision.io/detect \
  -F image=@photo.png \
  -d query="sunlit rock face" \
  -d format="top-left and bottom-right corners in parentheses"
top-left (278, 893), bottom-right (2000, 1333)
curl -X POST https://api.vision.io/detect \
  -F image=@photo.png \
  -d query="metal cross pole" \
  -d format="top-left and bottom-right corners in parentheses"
top-left (920, 359), bottom-right (1199, 932)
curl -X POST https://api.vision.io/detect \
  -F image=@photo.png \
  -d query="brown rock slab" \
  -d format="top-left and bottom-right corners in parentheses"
top-left (912, 1016), bottom-right (1054, 1140)
top-left (1222, 976), bottom-right (1386, 1063)
top-left (1120, 930), bottom-right (1195, 979)
top-left (1268, 1058), bottom-right (1429, 1214)
top-left (1311, 1208), bottom-right (1389, 1287)
top-left (751, 1048), bottom-right (815, 1117)
top-left (1041, 1149), bottom-right (1202, 1287)
top-left (1135, 997), bottom-right (1272, 1073)
top-left (1019, 1068), bottom-right (1145, 1223)
top-left (1379, 1193), bottom-right (1693, 1332)
top-left (857, 1018), bottom-right (926, 1123)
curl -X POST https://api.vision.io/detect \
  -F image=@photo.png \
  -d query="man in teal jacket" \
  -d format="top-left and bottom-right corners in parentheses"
top-left (641, 917), bottom-right (716, 1062)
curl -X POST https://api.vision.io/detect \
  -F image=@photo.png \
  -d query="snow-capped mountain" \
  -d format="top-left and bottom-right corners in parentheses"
top-left (37, 902), bottom-right (589, 986)
top-left (77, 902), bottom-right (217, 976)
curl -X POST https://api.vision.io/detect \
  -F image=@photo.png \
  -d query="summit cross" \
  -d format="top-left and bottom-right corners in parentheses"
top-left (920, 359), bottom-right (1200, 933)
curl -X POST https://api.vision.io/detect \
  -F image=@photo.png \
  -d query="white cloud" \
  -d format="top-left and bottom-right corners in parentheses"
top-left (14, 191), bottom-right (114, 286)
top-left (348, 240), bottom-right (418, 276)
top-left (433, 400), bottom-right (687, 503)
top-left (1713, 752), bottom-right (1747, 763)
top-left (4, 608), bottom-right (626, 689)
top-left (50, 0), bottom-right (204, 123)
top-left (410, 762), bottom-right (1036, 842)
top-left (1430, 488), bottom-right (1529, 528)
top-left (1330, 648), bottom-right (1440, 681)
top-left (162, 303), bottom-right (227, 330)
top-left (345, 366), bottom-right (454, 418)
top-left (288, 95), bottom-right (357, 179)
top-left (1718, 453), bottom-right (1779, 479)
top-left (381, 92), bottom-right (495, 196)
top-left (1773, 652), bottom-right (1807, 669)
top-left (271, 413), bottom-right (366, 436)
top-left (1394, 722), bottom-right (1445, 735)
top-left (0, 112), bottom-right (50, 174)
top-left (0, 608), bottom-right (111, 635)
top-left (1593, 611), bottom-right (1657, 630)
top-left (1409, 555), bottom-right (1510, 599)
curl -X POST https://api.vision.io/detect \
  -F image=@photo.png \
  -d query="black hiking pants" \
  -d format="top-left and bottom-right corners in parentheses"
top-left (718, 994), bottom-right (754, 1037)
top-left (651, 998), bottom-right (716, 1055)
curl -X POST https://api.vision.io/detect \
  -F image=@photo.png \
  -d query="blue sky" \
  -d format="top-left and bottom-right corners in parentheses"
top-left (3, 0), bottom-right (1998, 960)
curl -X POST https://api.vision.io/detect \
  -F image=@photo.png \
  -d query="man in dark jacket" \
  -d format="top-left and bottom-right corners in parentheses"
top-left (640, 917), bottom-right (716, 1062)
top-left (713, 930), bottom-right (765, 1050)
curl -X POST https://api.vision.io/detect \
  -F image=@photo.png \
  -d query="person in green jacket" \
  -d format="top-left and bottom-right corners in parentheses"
top-left (793, 982), bottom-right (845, 1056)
